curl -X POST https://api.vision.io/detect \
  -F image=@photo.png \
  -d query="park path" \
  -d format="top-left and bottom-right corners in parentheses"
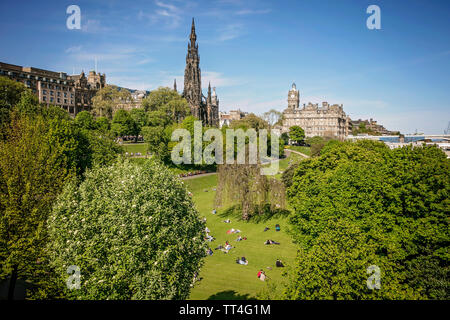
top-left (285, 149), bottom-right (310, 158)
top-left (181, 172), bottom-right (217, 180)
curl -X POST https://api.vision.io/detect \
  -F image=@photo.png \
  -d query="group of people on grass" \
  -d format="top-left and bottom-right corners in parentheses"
top-left (206, 208), bottom-right (285, 282)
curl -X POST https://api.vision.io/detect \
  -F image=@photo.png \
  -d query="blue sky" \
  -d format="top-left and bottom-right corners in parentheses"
top-left (0, 0), bottom-right (449, 134)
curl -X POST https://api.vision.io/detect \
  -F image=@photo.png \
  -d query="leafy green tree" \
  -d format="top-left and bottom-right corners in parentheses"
top-left (111, 109), bottom-right (136, 138)
top-left (95, 116), bottom-right (111, 134)
top-left (75, 111), bottom-right (96, 130)
top-left (230, 113), bottom-right (269, 132)
top-left (288, 126), bottom-right (305, 145)
top-left (0, 76), bottom-right (27, 127)
top-left (141, 125), bottom-right (171, 160)
top-left (147, 110), bottom-right (171, 127)
top-left (47, 160), bottom-right (207, 299)
top-left (0, 113), bottom-right (75, 299)
top-left (142, 87), bottom-right (189, 122)
top-left (284, 140), bottom-right (449, 299)
top-left (91, 85), bottom-right (132, 119)
top-left (129, 108), bottom-right (147, 135)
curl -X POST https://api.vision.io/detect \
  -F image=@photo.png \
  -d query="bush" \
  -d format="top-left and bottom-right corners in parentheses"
top-left (47, 160), bottom-right (207, 299)
top-left (285, 141), bottom-right (449, 299)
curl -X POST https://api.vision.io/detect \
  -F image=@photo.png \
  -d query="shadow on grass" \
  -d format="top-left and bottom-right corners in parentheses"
top-left (207, 290), bottom-right (256, 300)
top-left (218, 205), bottom-right (290, 224)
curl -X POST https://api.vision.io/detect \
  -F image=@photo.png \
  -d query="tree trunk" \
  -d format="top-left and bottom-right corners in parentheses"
top-left (8, 265), bottom-right (18, 300)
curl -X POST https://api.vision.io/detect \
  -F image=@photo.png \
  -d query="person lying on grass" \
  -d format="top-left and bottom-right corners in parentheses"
top-left (264, 239), bottom-right (280, 245)
top-left (276, 259), bottom-right (284, 267)
top-left (223, 219), bottom-right (231, 223)
top-left (236, 257), bottom-right (248, 265)
top-left (263, 227), bottom-right (269, 232)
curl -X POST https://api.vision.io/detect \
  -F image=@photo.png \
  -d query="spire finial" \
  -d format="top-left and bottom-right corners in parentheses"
top-left (173, 78), bottom-right (177, 91)
top-left (190, 17), bottom-right (197, 44)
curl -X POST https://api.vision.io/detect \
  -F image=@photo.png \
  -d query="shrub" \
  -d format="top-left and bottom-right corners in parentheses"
top-left (47, 160), bottom-right (207, 299)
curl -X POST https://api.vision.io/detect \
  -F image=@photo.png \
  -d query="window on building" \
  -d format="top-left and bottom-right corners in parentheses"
top-left (57, 98), bottom-right (61, 103)
top-left (64, 99), bottom-right (67, 104)
top-left (50, 97), bottom-right (54, 102)
top-left (43, 90), bottom-right (47, 95)
top-left (43, 96), bottom-right (47, 102)
top-left (50, 91), bottom-right (54, 96)
top-left (57, 92), bottom-right (61, 97)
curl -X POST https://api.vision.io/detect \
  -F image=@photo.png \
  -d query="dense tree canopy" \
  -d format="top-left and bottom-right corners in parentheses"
top-left (288, 126), bottom-right (305, 145)
top-left (283, 140), bottom-right (449, 299)
top-left (91, 85), bottom-right (132, 119)
top-left (47, 160), bottom-right (207, 299)
top-left (142, 87), bottom-right (190, 123)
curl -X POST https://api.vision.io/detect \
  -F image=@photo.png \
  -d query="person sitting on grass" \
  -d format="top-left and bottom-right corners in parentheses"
top-left (207, 248), bottom-right (213, 256)
top-left (236, 257), bottom-right (248, 265)
top-left (236, 235), bottom-right (243, 242)
top-left (276, 259), bottom-right (284, 267)
top-left (275, 224), bottom-right (280, 232)
top-left (257, 269), bottom-right (263, 278)
top-left (212, 209), bottom-right (217, 214)
top-left (264, 239), bottom-right (280, 245)
top-left (259, 271), bottom-right (267, 281)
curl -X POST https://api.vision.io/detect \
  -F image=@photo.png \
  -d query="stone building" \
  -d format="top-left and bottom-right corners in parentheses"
top-left (351, 118), bottom-right (394, 135)
top-left (182, 18), bottom-right (219, 126)
top-left (219, 109), bottom-right (247, 127)
top-left (282, 83), bottom-right (351, 139)
top-left (0, 61), bottom-right (105, 116)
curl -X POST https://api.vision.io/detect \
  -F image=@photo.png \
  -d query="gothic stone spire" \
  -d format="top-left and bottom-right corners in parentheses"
top-left (183, 17), bottom-right (202, 119)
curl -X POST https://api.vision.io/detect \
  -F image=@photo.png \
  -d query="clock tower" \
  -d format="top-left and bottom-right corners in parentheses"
top-left (288, 82), bottom-right (299, 109)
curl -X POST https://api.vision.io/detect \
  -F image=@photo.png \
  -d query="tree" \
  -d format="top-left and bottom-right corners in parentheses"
top-left (215, 148), bottom-right (286, 221)
top-left (141, 125), bottom-right (171, 160)
top-left (284, 140), bottom-right (449, 299)
top-left (75, 111), bottom-right (96, 130)
top-left (111, 109), bottom-right (136, 138)
top-left (95, 116), bottom-right (111, 134)
top-left (129, 108), bottom-right (147, 137)
top-left (230, 113), bottom-right (269, 132)
top-left (262, 109), bottom-right (282, 128)
top-left (142, 87), bottom-right (190, 123)
top-left (47, 160), bottom-right (207, 299)
top-left (0, 76), bottom-right (27, 128)
top-left (0, 113), bottom-right (75, 299)
top-left (288, 126), bottom-right (305, 145)
top-left (91, 85), bottom-right (132, 119)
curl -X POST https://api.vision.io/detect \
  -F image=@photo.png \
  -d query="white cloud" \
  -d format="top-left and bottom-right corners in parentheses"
top-left (65, 46), bottom-right (82, 54)
top-left (81, 19), bottom-right (110, 34)
top-left (217, 24), bottom-right (245, 41)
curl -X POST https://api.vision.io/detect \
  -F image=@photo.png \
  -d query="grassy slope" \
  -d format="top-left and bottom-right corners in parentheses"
top-left (121, 143), bottom-right (148, 154)
top-left (185, 174), bottom-right (297, 300)
top-left (287, 145), bottom-right (311, 156)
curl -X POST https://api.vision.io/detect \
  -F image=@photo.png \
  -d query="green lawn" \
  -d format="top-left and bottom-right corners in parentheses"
top-left (287, 145), bottom-right (311, 156)
top-left (121, 143), bottom-right (148, 154)
top-left (185, 174), bottom-right (297, 300)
